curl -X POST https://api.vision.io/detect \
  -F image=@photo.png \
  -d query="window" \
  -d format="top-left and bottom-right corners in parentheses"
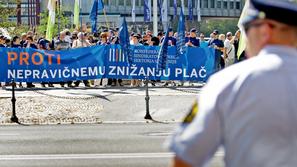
top-left (109, 0), bottom-right (116, 6)
top-left (211, 0), bottom-right (215, 8)
top-left (104, 0), bottom-right (108, 5)
top-left (203, 0), bottom-right (208, 8)
top-left (126, 0), bottom-right (131, 6)
top-left (230, 1), bottom-right (234, 9)
top-left (184, 0), bottom-right (188, 7)
top-left (236, 1), bottom-right (240, 9)
top-left (223, 1), bottom-right (227, 9)
top-left (140, 0), bottom-right (144, 6)
top-left (119, 0), bottom-right (124, 5)
top-left (217, 1), bottom-right (221, 8)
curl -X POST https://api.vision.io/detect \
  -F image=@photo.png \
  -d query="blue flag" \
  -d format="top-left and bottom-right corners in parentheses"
top-left (119, 17), bottom-right (132, 65)
top-left (173, 0), bottom-right (177, 18)
top-left (176, 9), bottom-right (186, 57)
top-left (188, 0), bottom-right (193, 21)
top-left (158, 0), bottom-right (162, 21)
top-left (90, 0), bottom-right (104, 33)
top-left (144, 0), bottom-right (151, 22)
top-left (157, 27), bottom-right (170, 71)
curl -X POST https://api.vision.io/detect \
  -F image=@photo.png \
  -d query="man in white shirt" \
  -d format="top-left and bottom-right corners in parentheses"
top-left (168, 0), bottom-right (297, 167)
top-left (224, 32), bottom-right (235, 67)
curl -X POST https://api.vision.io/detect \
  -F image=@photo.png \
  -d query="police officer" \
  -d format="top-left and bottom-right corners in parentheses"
top-left (168, 0), bottom-right (297, 167)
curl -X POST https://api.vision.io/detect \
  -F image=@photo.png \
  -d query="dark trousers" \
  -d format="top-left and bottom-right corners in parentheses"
top-left (220, 56), bottom-right (225, 69)
top-left (107, 78), bottom-right (122, 86)
top-left (214, 55), bottom-right (221, 72)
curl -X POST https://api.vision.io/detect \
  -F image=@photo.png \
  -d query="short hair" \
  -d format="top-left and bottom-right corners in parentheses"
top-left (100, 32), bottom-right (108, 38)
top-left (12, 36), bottom-right (19, 42)
top-left (26, 36), bottom-right (33, 41)
top-left (226, 32), bottom-right (232, 37)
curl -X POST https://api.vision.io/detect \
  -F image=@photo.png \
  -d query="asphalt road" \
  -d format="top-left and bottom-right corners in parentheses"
top-left (0, 124), bottom-right (224, 167)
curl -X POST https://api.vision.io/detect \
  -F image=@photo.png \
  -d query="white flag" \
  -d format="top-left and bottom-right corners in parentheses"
top-left (237, 0), bottom-right (250, 59)
top-left (161, 0), bottom-right (168, 25)
top-left (46, 0), bottom-right (57, 40)
top-left (132, 0), bottom-right (136, 22)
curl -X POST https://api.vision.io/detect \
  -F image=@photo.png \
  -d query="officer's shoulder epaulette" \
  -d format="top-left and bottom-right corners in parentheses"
top-left (183, 100), bottom-right (199, 124)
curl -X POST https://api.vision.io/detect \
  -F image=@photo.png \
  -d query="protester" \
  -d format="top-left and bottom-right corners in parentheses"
top-left (55, 31), bottom-right (73, 87)
top-left (110, 29), bottom-right (123, 87)
top-left (233, 29), bottom-right (246, 62)
top-left (72, 32), bottom-right (91, 87)
top-left (95, 32), bottom-right (110, 87)
top-left (224, 32), bottom-right (235, 67)
top-left (130, 33), bottom-right (142, 87)
top-left (185, 28), bottom-right (199, 47)
top-left (39, 39), bottom-right (54, 88)
top-left (218, 34), bottom-right (226, 69)
top-left (208, 30), bottom-right (224, 72)
top-left (0, 35), bottom-right (7, 47)
top-left (11, 36), bottom-right (23, 88)
top-left (164, 28), bottom-right (177, 46)
top-left (20, 33), bottom-right (27, 47)
top-left (168, 1), bottom-right (297, 167)
top-left (24, 36), bottom-right (37, 88)
top-left (199, 33), bottom-right (208, 48)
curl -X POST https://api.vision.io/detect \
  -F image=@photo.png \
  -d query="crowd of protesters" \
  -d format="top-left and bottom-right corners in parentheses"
top-left (0, 24), bottom-right (245, 88)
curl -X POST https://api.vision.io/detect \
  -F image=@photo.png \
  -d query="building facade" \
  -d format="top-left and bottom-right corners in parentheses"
top-left (7, 0), bottom-right (244, 29)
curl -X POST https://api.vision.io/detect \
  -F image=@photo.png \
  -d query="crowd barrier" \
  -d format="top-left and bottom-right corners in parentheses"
top-left (0, 45), bottom-right (215, 82)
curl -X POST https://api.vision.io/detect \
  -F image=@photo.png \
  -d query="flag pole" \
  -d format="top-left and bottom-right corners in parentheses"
top-left (58, 0), bottom-right (61, 36)
top-left (153, 0), bottom-right (158, 36)
top-left (95, 0), bottom-right (98, 33)
top-left (80, 0), bottom-right (82, 32)
top-left (103, 9), bottom-right (110, 30)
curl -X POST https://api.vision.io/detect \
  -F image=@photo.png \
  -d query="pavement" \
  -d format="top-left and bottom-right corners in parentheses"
top-left (0, 124), bottom-right (224, 167)
top-left (0, 83), bottom-right (203, 125)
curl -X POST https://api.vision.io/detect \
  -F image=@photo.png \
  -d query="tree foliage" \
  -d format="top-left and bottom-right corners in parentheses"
top-left (167, 17), bottom-right (239, 37)
top-left (37, 10), bottom-right (71, 38)
top-left (0, 0), bottom-right (30, 36)
top-left (0, 1), bottom-right (16, 28)
top-left (199, 19), bottom-right (240, 36)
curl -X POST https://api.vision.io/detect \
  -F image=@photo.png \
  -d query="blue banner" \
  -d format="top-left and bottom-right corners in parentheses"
top-left (0, 45), bottom-right (215, 82)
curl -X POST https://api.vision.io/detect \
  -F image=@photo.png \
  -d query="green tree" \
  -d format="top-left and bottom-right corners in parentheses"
top-left (0, 0), bottom-right (30, 36)
top-left (0, 1), bottom-right (16, 28)
top-left (199, 19), bottom-right (239, 36)
top-left (37, 10), bottom-right (71, 38)
top-left (168, 18), bottom-right (239, 37)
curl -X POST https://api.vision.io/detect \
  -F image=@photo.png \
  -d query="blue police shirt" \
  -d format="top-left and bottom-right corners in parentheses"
top-left (185, 37), bottom-right (200, 47)
top-left (209, 39), bottom-right (224, 56)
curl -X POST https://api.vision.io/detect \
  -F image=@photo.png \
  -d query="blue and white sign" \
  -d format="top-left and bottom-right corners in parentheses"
top-left (0, 45), bottom-right (215, 82)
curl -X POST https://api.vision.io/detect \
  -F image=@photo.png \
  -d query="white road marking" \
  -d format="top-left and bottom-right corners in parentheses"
top-left (0, 133), bottom-right (20, 136)
top-left (0, 153), bottom-right (174, 160)
top-left (0, 152), bottom-right (224, 160)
